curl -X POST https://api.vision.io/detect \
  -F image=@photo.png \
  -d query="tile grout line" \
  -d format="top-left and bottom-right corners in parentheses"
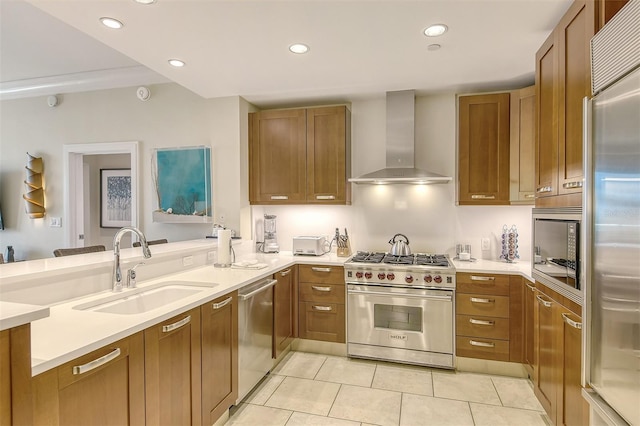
top-left (489, 376), bottom-right (505, 407)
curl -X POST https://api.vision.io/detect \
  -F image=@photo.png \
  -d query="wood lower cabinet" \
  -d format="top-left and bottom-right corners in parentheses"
top-left (274, 267), bottom-right (295, 359)
top-left (32, 332), bottom-right (145, 426)
top-left (455, 273), bottom-right (525, 363)
top-left (145, 307), bottom-right (202, 426)
top-left (201, 291), bottom-right (238, 425)
top-left (1, 324), bottom-right (33, 426)
top-left (523, 280), bottom-right (538, 377)
top-left (298, 264), bottom-right (345, 343)
top-left (249, 105), bottom-right (351, 205)
top-left (534, 282), bottom-right (586, 426)
top-left (458, 93), bottom-right (511, 205)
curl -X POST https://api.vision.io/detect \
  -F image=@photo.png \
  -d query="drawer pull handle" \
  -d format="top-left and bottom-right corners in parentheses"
top-left (73, 348), bottom-right (121, 375)
top-left (470, 340), bottom-right (495, 348)
top-left (312, 305), bottom-right (332, 311)
top-left (469, 318), bottom-right (494, 326)
top-left (525, 282), bottom-right (536, 292)
top-left (471, 194), bottom-right (495, 199)
top-left (562, 181), bottom-right (583, 189)
top-left (280, 269), bottom-right (292, 276)
top-left (162, 315), bottom-right (191, 333)
top-left (524, 194), bottom-right (535, 199)
top-left (311, 267), bottom-right (332, 273)
top-left (212, 297), bottom-right (232, 310)
top-left (470, 276), bottom-right (495, 282)
top-left (562, 313), bottom-right (582, 329)
top-left (536, 186), bottom-right (553, 193)
top-left (270, 195), bottom-right (289, 200)
top-left (311, 285), bottom-right (332, 292)
top-left (316, 195), bottom-right (336, 200)
top-left (470, 297), bottom-right (494, 304)
top-left (536, 295), bottom-right (552, 308)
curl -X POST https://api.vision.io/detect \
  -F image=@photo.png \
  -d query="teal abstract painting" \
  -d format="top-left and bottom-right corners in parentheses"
top-left (153, 146), bottom-right (212, 223)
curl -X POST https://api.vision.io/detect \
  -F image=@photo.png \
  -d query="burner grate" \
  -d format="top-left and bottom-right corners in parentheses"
top-left (350, 251), bottom-right (385, 263)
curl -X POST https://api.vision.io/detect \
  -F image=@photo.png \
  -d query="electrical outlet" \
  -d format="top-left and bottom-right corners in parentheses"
top-left (481, 238), bottom-right (491, 251)
top-left (182, 256), bottom-right (194, 266)
top-left (207, 251), bottom-right (215, 261)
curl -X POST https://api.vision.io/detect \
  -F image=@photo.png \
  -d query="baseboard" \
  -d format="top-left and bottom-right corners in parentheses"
top-left (291, 338), bottom-right (347, 357)
top-left (455, 356), bottom-right (528, 378)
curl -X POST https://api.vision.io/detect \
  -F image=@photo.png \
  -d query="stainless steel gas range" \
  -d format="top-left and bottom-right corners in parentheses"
top-left (344, 252), bottom-right (456, 369)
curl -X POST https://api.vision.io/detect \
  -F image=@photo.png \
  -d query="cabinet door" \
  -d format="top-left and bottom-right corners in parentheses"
top-left (1, 325), bottom-right (32, 426)
top-left (306, 106), bottom-right (351, 204)
top-left (523, 281), bottom-right (537, 375)
top-left (201, 291), bottom-right (238, 425)
top-left (145, 308), bottom-right (201, 426)
top-left (0, 330), bottom-right (9, 426)
top-left (597, 0), bottom-right (629, 29)
top-left (298, 302), bottom-right (345, 343)
top-left (33, 332), bottom-right (145, 426)
top-left (510, 86), bottom-right (536, 204)
top-left (249, 109), bottom-right (307, 204)
top-left (557, 0), bottom-right (595, 198)
top-left (458, 93), bottom-right (511, 205)
top-left (534, 291), bottom-right (558, 421)
top-left (535, 31), bottom-right (559, 200)
top-left (274, 267), bottom-right (295, 358)
top-left (558, 310), bottom-right (585, 426)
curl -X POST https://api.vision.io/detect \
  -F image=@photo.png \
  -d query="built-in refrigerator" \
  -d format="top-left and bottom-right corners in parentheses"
top-left (583, 2), bottom-right (640, 425)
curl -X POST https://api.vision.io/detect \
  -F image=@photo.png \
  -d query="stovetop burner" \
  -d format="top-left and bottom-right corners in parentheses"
top-left (350, 251), bottom-right (385, 263)
top-left (349, 251), bottom-right (451, 267)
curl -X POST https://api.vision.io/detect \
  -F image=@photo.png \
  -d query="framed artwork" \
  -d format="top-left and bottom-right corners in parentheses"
top-left (100, 169), bottom-right (132, 228)
top-left (152, 146), bottom-right (213, 223)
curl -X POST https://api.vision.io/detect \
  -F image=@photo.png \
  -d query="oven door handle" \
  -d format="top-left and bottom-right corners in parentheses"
top-left (347, 288), bottom-right (452, 301)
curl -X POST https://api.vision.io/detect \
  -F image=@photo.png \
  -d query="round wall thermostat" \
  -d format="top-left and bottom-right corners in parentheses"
top-left (136, 86), bottom-right (151, 101)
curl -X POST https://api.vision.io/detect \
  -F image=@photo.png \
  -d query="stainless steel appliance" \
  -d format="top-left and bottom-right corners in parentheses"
top-left (292, 236), bottom-right (326, 256)
top-left (532, 207), bottom-right (582, 305)
top-left (263, 214), bottom-right (279, 253)
top-left (583, 3), bottom-right (640, 425)
top-left (345, 252), bottom-right (455, 368)
top-left (236, 278), bottom-right (277, 404)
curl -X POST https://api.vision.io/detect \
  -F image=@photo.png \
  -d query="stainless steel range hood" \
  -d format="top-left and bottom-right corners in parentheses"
top-left (349, 90), bottom-right (452, 184)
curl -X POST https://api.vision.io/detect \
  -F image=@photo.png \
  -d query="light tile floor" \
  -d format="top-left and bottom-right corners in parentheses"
top-left (226, 351), bottom-right (549, 426)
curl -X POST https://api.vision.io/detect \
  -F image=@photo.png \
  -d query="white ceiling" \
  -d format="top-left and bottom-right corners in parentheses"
top-left (1, 0), bottom-right (572, 107)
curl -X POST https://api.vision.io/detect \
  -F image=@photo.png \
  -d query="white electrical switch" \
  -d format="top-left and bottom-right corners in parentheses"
top-left (50, 217), bottom-right (62, 227)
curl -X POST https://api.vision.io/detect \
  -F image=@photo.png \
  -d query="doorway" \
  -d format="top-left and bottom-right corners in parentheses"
top-left (63, 141), bottom-right (139, 248)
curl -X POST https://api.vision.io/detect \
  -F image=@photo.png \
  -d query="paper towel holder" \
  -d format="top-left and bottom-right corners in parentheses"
top-left (214, 232), bottom-right (235, 268)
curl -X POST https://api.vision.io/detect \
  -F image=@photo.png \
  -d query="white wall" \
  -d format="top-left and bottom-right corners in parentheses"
top-left (252, 93), bottom-right (533, 261)
top-left (0, 83), bottom-right (245, 260)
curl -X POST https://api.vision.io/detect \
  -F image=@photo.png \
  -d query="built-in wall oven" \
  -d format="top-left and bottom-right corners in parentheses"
top-left (345, 252), bottom-right (456, 369)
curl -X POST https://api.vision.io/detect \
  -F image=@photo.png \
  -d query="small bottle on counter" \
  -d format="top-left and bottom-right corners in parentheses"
top-left (6, 245), bottom-right (15, 263)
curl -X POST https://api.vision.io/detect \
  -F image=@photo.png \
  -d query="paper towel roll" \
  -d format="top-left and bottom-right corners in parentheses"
top-left (217, 229), bottom-right (232, 266)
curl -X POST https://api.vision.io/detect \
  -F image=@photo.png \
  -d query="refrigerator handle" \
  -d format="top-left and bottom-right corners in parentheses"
top-left (581, 95), bottom-right (593, 389)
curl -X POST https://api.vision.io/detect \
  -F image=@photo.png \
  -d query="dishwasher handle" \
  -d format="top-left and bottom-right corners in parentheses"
top-left (239, 279), bottom-right (277, 300)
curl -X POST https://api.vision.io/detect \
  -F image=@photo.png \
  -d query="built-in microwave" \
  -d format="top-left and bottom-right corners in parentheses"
top-left (532, 208), bottom-right (582, 297)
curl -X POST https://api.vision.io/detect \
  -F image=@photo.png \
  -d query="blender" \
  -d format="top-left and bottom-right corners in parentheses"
top-left (263, 214), bottom-right (279, 253)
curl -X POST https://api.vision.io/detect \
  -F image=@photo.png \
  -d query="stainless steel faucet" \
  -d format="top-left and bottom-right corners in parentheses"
top-left (112, 226), bottom-right (152, 292)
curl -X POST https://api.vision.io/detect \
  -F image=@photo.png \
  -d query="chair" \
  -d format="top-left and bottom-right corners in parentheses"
top-left (53, 245), bottom-right (106, 257)
top-left (133, 239), bottom-right (168, 248)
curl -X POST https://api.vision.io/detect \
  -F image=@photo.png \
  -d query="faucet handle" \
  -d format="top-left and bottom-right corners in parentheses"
top-left (127, 262), bottom-right (145, 288)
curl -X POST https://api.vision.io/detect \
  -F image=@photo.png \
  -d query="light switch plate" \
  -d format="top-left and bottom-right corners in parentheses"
top-left (481, 238), bottom-right (490, 251)
top-left (50, 217), bottom-right (62, 227)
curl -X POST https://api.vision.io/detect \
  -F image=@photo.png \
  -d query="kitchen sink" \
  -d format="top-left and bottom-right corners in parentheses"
top-left (73, 281), bottom-right (214, 315)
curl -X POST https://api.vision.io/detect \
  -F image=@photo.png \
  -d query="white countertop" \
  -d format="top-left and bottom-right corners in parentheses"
top-left (28, 249), bottom-right (349, 376)
top-left (452, 258), bottom-right (534, 282)
top-left (0, 301), bottom-right (50, 331)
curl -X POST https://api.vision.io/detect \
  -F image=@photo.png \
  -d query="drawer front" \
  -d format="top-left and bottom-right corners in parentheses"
top-left (456, 314), bottom-right (510, 340)
top-left (456, 293), bottom-right (510, 318)
top-left (299, 282), bottom-right (345, 304)
top-left (299, 265), bottom-right (344, 284)
top-left (456, 273), bottom-right (510, 295)
top-left (456, 336), bottom-right (509, 361)
top-left (298, 302), bottom-right (345, 343)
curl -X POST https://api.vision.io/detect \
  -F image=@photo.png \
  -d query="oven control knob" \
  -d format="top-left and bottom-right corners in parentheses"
top-left (378, 272), bottom-right (386, 280)
top-left (434, 275), bottom-right (442, 284)
top-left (356, 271), bottom-right (364, 279)
top-left (365, 272), bottom-right (373, 279)
top-left (387, 273), bottom-right (395, 280)
top-left (424, 275), bottom-right (433, 283)
top-left (405, 274), bottom-right (414, 284)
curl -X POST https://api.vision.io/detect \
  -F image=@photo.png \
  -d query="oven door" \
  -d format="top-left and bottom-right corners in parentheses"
top-left (347, 284), bottom-right (453, 355)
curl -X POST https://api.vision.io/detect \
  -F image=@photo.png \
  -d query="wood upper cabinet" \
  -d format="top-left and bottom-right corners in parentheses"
top-left (32, 332), bottom-right (145, 426)
top-left (249, 105), bottom-right (351, 205)
top-left (536, 0), bottom-right (597, 207)
top-left (458, 93), bottom-right (511, 205)
top-left (274, 267), bottom-right (295, 359)
top-left (510, 86), bottom-right (536, 204)
top-left (145, 308), bottom-right (202, 426)
top-left (597, 0), bottom-right (629, 30)
top-left (201, 291), bottom-right (238, 425)
top-left (1, 325), bottom-right (33, 426)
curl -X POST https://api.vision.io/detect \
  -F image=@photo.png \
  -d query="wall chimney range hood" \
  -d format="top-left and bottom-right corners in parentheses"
top-left (349, 90), bottom-right (452, 184)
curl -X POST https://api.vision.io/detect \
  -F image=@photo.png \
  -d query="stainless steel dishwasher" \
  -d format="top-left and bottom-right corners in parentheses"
top-left (236, 277), bottom-right (277, 404)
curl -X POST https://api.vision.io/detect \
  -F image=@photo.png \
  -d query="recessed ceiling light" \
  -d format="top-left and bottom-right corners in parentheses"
top-left (134, 0), bottom-right (156, 4)
top-left (424, 24), bottom-right (448, 37)
top-left (168, 59), bottom-right (185, 67)
top-left (289, 43), bottom-right (310, 54)
top-left (427, 44), bottom-right (442, 51)
top-left (100, 17), bottom-right (124, 29)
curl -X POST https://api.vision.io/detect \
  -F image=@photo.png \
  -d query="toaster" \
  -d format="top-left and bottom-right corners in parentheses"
top-left (293, 236), bottom-right (326, 256)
